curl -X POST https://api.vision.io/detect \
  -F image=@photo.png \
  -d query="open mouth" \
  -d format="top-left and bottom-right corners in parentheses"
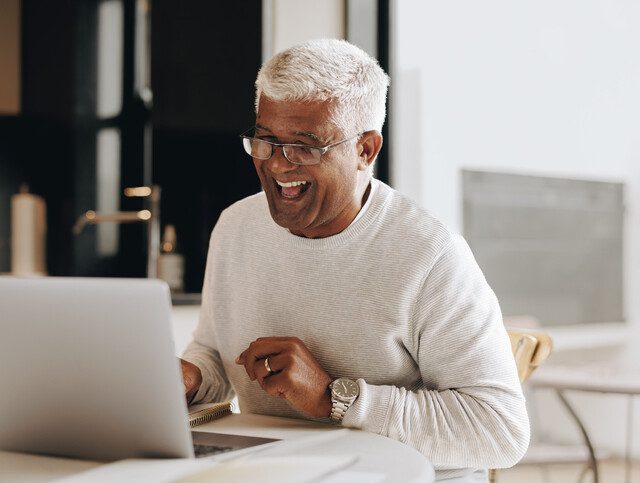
top-left (275, 179), bottom-right (311, 200)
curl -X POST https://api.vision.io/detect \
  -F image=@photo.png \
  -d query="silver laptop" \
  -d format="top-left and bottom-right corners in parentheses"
top-left (0, 276), bottom-right (195, 461)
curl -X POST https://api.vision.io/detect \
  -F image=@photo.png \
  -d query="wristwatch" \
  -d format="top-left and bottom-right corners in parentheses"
top-left (329, 377), bottom-right (359, 424)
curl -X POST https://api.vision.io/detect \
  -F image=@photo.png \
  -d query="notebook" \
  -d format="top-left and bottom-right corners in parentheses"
top-left (188, 402), bottom-right (232, 428)
top-left (0, 277), bottom-right (277, 461)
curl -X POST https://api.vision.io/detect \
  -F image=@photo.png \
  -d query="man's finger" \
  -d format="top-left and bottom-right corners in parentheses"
top-left (255, 353), bottom-right (282, 384)
top-left (180, 358), bottom-right (203, 402)
top-left (240, 340), bottom-right (288, 380)
top-left (183, 374), bottom-right (194, 390)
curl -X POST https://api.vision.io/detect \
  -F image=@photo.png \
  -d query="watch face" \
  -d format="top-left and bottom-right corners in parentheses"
top-left (333, 378), bottom-right (359, 398)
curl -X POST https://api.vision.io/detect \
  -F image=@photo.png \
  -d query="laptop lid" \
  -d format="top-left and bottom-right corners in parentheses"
top-left (0, 276), bottom-right (194, 461)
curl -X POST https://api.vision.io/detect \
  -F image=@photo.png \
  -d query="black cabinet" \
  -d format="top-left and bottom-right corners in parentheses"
top-left (0, 0), bottom-right (262, 292)
top-left (152, 1), bottom-right (262, 292)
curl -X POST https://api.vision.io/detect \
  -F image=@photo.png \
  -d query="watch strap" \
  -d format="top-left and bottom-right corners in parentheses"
top-left (330, 399), bottom-right (351, 424)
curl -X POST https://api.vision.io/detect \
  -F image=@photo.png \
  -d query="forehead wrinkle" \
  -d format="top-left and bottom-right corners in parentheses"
top-left (256, 123), bottom-right (325, 144)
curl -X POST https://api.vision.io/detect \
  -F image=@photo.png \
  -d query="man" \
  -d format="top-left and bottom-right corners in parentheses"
top-left (181, 39), bottom-right (529, 481)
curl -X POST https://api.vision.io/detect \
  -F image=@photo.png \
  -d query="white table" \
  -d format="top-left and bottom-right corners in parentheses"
top-left (0, 413), bottom-right (434, 483)
top-left (529, 362), bottom-right (640, 483)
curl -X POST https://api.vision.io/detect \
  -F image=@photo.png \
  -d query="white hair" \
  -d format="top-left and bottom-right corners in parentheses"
top-left (255, 39), bottom-right (390, 135)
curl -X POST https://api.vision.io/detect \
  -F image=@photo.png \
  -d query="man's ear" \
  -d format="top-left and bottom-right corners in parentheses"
top-left (356, 131), bottom-right (383, 171)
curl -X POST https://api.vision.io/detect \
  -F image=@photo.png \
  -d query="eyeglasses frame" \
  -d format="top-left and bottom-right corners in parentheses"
top-left (239, 128), bottom-right (362, 166)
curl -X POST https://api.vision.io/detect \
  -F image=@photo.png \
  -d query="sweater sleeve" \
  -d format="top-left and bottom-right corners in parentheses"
top-left (341, 235), bottom-right (530, 470)
top-left (181, 225), bottom-right (235, 404)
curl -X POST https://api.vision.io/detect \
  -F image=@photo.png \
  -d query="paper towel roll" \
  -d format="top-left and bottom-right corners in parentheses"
top-left (11, 185), bottom-right (47, 276)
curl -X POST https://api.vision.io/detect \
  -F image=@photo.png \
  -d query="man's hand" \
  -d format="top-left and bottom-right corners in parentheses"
top-left (235, 337), bottom-right (332, 418)
top-left (180, 358), bottom-right (202, 404)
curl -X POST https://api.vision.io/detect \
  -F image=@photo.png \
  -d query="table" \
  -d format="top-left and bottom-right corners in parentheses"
top-left (0, 413), bottom-right (434, 483)
top-left (529, 362), bottom-right (640, 483)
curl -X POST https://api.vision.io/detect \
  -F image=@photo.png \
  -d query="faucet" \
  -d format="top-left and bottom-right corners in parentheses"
top-left (73, 185), bottom-right (161, 278)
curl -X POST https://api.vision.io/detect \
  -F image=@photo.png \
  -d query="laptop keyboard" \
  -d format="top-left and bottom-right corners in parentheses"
top-left (193, 443), bottom-right (234, 458)
top-left (190, 430), bottom-right (280, 459)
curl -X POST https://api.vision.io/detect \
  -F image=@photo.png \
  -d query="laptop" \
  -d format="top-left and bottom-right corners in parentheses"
top-left (0, 276), bottom-right (276, 461)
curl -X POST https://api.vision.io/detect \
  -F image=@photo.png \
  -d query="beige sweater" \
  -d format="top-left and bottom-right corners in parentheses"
top-left (183, 179), bottom-right (529, 479)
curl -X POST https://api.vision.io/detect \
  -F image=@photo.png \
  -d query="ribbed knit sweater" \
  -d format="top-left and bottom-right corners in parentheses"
top-left (183, 179), bottom-right (529, 480)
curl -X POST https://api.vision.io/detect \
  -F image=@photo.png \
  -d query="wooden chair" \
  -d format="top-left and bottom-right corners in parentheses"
top-left (488, 328), bottom-right (553, 483)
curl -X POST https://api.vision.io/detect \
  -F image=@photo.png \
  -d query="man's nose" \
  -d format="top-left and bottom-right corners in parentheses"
top-left (266, 146), bottom-right (296, 173)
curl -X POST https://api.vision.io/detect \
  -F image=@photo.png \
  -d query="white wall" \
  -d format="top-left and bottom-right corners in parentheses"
top-left (391, 0), bottom-right (640, 324)
top-left (391, 0), bottom-right (640, 457)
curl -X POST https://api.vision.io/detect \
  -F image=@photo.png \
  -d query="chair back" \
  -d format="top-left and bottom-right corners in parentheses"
top-left (507, 328), bottom-right (553, 383)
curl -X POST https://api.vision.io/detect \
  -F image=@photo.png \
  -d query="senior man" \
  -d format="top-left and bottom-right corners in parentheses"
top-left (181, 39), bottom-right (529, 481)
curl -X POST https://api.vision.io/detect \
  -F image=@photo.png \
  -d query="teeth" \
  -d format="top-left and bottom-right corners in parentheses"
top-left (276, 180), bottom-right (308, 188)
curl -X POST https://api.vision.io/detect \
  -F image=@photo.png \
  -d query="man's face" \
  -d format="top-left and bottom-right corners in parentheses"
top-left (252, 96), bottom-right (368, 239)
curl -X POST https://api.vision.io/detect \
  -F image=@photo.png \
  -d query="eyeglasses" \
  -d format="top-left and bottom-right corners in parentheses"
top-left (240, 128), bottom-right (361, 166)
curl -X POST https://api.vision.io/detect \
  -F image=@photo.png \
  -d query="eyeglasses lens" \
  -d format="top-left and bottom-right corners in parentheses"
top-left (283, 146), bottom-right (319, 165)
top-left (243, 138), bottom-right (271, 159)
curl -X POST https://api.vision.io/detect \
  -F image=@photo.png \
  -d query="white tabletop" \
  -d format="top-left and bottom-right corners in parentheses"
top-left (529, 362), bottom-right (640, 394)
top-left (0, 413), bottom-right (434, 483)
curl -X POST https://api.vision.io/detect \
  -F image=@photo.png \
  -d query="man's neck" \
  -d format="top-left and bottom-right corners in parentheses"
top-left (289, 179), bottom-right (374, 239)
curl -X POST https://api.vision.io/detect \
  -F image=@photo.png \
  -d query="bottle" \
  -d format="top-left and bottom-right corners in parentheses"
top-left (157, 224), bottom-right (185, 292)
top-left (11, 184), bottom-right (47, 276)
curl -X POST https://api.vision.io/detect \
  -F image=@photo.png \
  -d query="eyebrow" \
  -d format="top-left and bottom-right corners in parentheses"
top-left (294, 131), bottom-right (322, 143)
top-left (254, 124), bottom-right (323, 144)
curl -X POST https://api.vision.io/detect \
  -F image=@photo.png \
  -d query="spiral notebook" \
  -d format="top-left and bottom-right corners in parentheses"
top-left (188, 402), bottom-right (232, 428)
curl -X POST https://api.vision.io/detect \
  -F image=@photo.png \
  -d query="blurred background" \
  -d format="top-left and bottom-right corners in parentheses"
top-left (1, 0), bottom-right (639, 481)
top-left (0, 0), bottom-right (265, 292)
